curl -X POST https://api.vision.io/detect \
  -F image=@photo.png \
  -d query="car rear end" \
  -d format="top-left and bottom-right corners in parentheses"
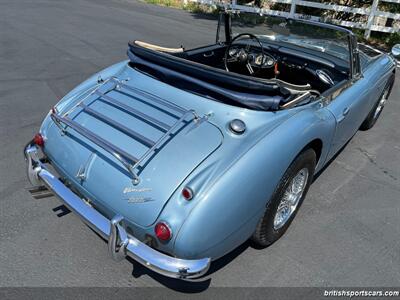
top-left (24, 74), bottom-right (223, 278)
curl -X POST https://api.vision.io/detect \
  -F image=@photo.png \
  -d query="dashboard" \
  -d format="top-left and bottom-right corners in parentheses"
top-left (228, 46), bottom-right (276, 68)
top-left (226, 44), bottom-right (347, 92)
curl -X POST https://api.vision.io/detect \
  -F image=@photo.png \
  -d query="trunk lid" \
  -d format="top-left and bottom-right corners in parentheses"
top-left (43, 78), bottom-right (222, 227)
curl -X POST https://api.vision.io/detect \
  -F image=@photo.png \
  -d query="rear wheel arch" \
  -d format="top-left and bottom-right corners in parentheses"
top-left (388, 71), bottom-right (396, 94)
top-left (251, 147), bottom-right (317, 246)
top-left (250, 138), bottom-right (323, 246)
top-left (360, 73), bottom-right (395, 130)
top-left (286, 138), bottom-right (323, 171)
top-left (304, 138), bottom-right (323, 166)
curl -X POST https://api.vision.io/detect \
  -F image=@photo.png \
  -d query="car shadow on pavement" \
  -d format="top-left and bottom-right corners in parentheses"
top-left (54, 211), bottom-right (247, 291)
top-left (127, 240), bottom-right (251, 292)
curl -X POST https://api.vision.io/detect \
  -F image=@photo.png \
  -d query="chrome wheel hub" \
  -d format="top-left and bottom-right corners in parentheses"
top-left (273, 168), bottom-right (309, 230)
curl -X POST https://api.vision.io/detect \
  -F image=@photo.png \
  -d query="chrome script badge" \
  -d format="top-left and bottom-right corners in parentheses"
top-left (124, 197), bottom-right (155, 204)
top-left (123, 187), bottom-right (152, 194)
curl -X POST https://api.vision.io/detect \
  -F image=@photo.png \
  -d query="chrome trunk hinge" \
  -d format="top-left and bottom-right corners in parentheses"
top-left (75, 153), bottom-right (95, 183)
top-left (76, 165), bottom-right (86, 182)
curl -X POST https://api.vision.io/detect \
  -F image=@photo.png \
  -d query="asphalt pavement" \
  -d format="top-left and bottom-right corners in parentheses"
top-left (0, 0), bottom-right (399, 290)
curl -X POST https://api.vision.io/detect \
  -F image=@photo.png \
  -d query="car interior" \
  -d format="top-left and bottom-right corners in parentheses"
top-left (176, 40), bottom-right (349, 93)
top-left (128, 18), bottom-right (351, 111)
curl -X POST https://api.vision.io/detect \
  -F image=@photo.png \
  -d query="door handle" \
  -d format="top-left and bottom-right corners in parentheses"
top-left (337, 107), bottom-right (350, 123)
top-left (203, 51), bottom-right (214, 58)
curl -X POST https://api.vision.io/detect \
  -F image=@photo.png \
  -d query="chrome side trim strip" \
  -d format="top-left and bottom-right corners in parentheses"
top-left (25, 143), bottom-right (211, 279)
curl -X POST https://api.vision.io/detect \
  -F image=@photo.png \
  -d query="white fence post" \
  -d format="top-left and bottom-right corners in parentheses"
top-left (289, 0), bottom-right (297, 18)
top-left (195, 0), bottom-right (399, 39)
top-left (364, 0), bottom-right (380, 39)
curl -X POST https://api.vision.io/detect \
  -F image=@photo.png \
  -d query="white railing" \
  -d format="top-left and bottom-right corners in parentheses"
top-left (188, 0), bottom-right (400, 39)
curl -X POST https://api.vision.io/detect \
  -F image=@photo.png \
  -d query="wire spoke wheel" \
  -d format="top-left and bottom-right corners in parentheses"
top-left (273, 168), bottom-right (309, 230)
top-left (373, 87), bottom-right (389, 120)
top-left (252, 148), bottom-right (316, 247)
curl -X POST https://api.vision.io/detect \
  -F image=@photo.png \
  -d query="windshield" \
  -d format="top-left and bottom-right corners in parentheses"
top-left (230, 13), bottom-right (351, 62)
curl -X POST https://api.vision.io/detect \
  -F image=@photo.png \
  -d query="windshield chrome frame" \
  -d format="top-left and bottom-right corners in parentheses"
top-left (216, 12), bottom-right (231, 44)
top-left (221, 11), bottom-right (356, 79)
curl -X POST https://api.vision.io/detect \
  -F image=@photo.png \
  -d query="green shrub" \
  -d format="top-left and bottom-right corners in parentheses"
top-left (387, 32), bottom-right (400, 48)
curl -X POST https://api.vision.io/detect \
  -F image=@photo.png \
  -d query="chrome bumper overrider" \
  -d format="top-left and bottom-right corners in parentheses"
top-left (24, 142), bottom-right (211, 279)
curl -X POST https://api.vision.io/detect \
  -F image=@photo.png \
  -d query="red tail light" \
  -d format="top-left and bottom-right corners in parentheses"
top-left (33, 133), bottom-right (45, 147)
top-left (182, 187), bottom-right (193, 201)
top-left (155, 222), bottom-right (172, 241)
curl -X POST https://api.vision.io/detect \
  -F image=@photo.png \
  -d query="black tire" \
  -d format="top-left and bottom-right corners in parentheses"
top-left (251, 148), bottom-right (316, 247)
top-left (360, 75), bottom-right (395, 131)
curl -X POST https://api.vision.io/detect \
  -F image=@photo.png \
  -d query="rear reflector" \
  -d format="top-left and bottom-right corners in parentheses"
top-left (155, 222), bottom-right (172, 241)
top-left (182, 187), bottom-right (193, 201)
top-left (33, 133), bottom-right (45, 147)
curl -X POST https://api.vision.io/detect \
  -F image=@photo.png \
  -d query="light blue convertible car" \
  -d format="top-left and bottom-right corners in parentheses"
top-left (25, 11), bottom-right (398, 279)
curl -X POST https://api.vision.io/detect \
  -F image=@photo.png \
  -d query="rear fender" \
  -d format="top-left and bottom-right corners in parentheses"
top-left (172, 103), bottom-right (336, 259)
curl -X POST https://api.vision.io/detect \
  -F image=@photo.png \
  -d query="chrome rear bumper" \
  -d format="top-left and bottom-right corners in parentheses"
top-left (24, 142), bottom-right (211, 279)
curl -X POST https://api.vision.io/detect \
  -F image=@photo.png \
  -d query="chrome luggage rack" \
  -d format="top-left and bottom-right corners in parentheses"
top-left (51, 77), bottom-right (201, 185)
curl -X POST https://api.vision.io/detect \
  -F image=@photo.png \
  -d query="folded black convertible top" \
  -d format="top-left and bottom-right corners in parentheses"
top-left (127, 42), bottom-right (288, 110)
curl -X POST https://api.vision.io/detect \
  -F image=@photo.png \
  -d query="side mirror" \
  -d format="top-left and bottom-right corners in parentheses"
top-left (391, 44), bottom-right (400, 58)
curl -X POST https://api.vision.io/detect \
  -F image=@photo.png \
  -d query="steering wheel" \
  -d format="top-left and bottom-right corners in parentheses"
top-left (224, 33), bottom-right (268, 75)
